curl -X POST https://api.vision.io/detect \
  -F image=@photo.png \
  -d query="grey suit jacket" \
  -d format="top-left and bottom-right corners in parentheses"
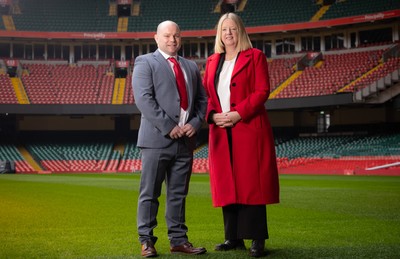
top-left (132, 49), bottom-right (207, 149)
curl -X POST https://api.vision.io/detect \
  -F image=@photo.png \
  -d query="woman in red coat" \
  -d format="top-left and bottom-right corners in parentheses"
top-left (203, 13), bottom-right (280, 257)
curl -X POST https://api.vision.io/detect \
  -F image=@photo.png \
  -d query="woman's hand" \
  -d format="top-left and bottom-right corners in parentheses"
top-left (213, 111), bottom-right (241, 128)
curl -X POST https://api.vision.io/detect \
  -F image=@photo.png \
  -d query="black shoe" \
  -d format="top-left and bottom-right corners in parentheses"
top-left (249, 240), bottom-right (265, 257)
top-left (215, 239), bottom-right (246, 251)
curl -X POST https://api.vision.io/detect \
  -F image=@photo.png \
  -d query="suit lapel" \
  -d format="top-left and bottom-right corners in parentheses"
top-left (153, 50), bottom-right (176, 86)
top-left (154, 51), bottom-right (193, 112)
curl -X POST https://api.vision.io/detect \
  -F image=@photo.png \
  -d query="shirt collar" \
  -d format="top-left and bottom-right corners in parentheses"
top-left (158, 48), bottom-right (178, 60)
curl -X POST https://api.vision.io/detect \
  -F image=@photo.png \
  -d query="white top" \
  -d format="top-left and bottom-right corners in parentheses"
top-left (158, 48), bottom-right (189, 127)
top-left (218, 59), bottom-right (235, 113)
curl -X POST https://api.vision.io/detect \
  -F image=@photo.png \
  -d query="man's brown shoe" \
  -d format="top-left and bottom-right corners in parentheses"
top-left (170, 242), bottom-right (207, 255)
top-left (141, 240), bottom-right (157, 258)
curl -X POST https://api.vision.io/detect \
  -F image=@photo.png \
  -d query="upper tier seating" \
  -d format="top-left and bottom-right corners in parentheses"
top-left (13, 0), bottom-right (116, 32)
top-left (124, 74), bottom-right (134, 104)
top-left (0, 73), bottom-right (18, 104)
top-left (10, 0), bottom-right (399, 32)
top-left (322, 0), bottom-right (400, 20)
top-left (21, 63), bottom-right (114, 104)
top-left (268, 57), bottom-right (300, 91)
top-left (240, 0), bottom-right (319, 26)
top-left (275, 49), bottom-right (385, 98)
top-left (344, 56), bottom-right (400, 92)
top-left (127, 0), bottom-right (221, 32)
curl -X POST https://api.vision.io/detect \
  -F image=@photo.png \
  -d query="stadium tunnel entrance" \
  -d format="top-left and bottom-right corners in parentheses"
top-left (115, 67), bottom-right (128, 78)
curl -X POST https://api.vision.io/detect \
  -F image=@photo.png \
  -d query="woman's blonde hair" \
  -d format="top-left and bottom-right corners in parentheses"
top-left (214, 13), bottom-right (252, 54)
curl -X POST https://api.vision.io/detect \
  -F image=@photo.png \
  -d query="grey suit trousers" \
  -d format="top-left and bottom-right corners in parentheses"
top-left (137, 138), bottom-right (193, 246)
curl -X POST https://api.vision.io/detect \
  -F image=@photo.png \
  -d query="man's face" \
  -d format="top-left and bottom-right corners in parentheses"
top-left (154, 22), bottom-right (181, 56)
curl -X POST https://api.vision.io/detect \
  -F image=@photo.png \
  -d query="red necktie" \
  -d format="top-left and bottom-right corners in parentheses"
top-left (168, 57), bottom-right (188, 110)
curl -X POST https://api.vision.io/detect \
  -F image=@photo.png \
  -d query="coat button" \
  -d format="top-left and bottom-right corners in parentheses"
top-left (231, 103), bottom-right (236, 107)
top-left (232, 83), bottom-right (236, 87)
top-left (175, 115), bottom-right (179, 118)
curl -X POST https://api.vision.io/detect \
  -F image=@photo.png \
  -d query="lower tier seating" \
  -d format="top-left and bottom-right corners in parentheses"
top-left (1, 132), bottom-right (399, 174)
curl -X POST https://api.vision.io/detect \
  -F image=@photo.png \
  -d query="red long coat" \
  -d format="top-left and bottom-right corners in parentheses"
top-left (203, 48), bottom-right (280, 207)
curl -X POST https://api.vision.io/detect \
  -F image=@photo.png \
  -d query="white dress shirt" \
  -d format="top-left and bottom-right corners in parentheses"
top-left (218, 59), bottom-right (235, 113)
top-left (158, 49), bottom-right (189, 127)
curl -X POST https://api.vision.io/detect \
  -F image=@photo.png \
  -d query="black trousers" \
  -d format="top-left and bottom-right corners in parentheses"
top-left (222, 204), bottom-right (269, 240)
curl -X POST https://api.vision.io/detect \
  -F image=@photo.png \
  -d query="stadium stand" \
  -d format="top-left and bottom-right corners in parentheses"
top-left (0, 73), bottom-right (18, 104)
top-left (240, 0), bottom-right (320, 26)
top-left (117, 140), bottom-right (142, 172)
top-left (20, 63), bottom-right (114, 104)
top-left (268, 56), bottom-right (302, 91)
top-left (0, 0), bottom-right (398, 176)
top-left (273, 48), bottom-right (387, 98)
top-left (26, 140), bottom-right (113, 172)
top-left (0, 142), bottom-right (34, 173)
top-left (342, 56), bottom-right (400, 94)
top-left (321, 0), bottom-right (400, 20)
top-left (127, 0), bottom-right (221, 32)
top-left (124, 74), bottom-right (134, 104)
top-left (9, 0), bottom-right (397, 33)
top-left (1, 130), bottom-right (398, 175)
top-left (192, 145), bottom-right (209, 173)
top-left (13, 0), bottom-right (117, 32)
top-left (1, 45), bottom-right (398, 104)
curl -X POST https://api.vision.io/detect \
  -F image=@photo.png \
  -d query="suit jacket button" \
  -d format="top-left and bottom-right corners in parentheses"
top-left (175, 115), bottom-right (179, 118)
top-left (231, 103), bottom-right (236, 107)
top-left (232, 83), bottom-right (236, 87)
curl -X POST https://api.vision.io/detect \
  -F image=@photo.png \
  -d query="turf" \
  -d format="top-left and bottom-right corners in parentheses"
top-left (0, 173), bottom-right (399, 258)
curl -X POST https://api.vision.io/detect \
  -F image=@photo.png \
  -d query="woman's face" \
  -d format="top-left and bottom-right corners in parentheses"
top-left (221, 18), bottom-right (238, 49)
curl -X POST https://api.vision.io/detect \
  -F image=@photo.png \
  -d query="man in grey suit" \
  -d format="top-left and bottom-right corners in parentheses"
top-left (132, 20), bottom-right (207, 257)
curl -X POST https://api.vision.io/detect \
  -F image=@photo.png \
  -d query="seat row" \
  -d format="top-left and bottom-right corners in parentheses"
top-left (1, 132), bottom-right (398, 174)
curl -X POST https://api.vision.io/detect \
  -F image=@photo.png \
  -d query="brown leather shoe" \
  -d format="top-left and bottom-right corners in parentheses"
top-left (141, 240), bottom-right (157, 258)
top-left (170, 242), bottom-right (207, 255)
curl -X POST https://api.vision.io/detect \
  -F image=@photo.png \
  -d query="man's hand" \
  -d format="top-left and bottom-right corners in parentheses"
top-left (169, 124), bottom-right (197, 139)
top-left (182, 123), bottom-right (196, 137)
top-left (169, 125), bottom-right (185, 139)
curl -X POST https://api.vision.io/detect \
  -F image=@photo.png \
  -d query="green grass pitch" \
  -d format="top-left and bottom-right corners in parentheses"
top-left (0, 173), bottom-right (399, 258)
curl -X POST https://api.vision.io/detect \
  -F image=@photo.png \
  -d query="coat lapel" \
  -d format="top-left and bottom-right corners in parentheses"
top-left (207, 53), bottom-right (221, 87)
top-left (232, 49), bottom-right (252, 79)
top-left (207, 53), bottom-right (223, 111)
